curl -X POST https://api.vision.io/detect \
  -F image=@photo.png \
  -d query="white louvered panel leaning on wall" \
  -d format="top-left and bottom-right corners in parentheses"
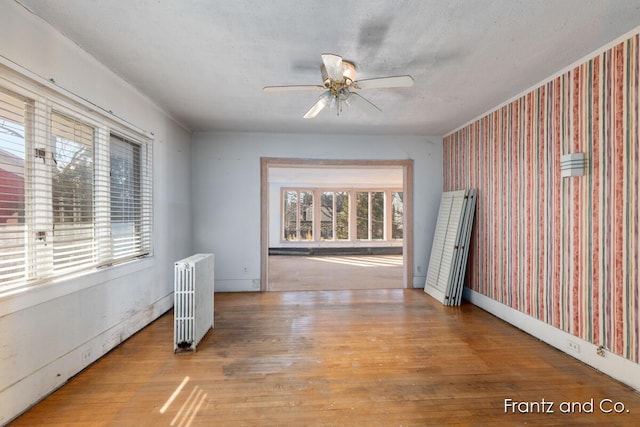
top-left (174, 253), bottom-right (214, 352)
top-left (424, 189), bottom-right (476, 306)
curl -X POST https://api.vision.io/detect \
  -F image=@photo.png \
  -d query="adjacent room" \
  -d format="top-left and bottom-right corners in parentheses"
top-left (265, 160), bottom-right (410, 291)
top-left (1, 1), bottom-right (639, 425)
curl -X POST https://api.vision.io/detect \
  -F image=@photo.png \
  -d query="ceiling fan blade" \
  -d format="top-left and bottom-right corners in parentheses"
top-left (355, 75), bottom-right (414, 89)
top-left (263, 85), bottom-right (325, 93)
top-left (303, 96), bottom-right (329, 119)
top-left (321, 53), bottom-right (344, 81)
top-left (345, 92), bottom-right (382, 117)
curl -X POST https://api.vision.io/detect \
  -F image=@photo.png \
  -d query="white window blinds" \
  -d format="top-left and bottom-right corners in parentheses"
top-left (110, 134), bottom-right (152, 261)
top-left (0, 88), bottom-right (27, 285)
top-left (0, 81), bottom-right (152, 293)
top-left (51, 112), bottom-right (96, 273)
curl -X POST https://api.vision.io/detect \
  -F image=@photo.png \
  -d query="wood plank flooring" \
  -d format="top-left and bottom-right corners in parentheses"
top-left (268, 255), bottom-right (404, 291)
top-left (11, 289), bottom-right (640, 426)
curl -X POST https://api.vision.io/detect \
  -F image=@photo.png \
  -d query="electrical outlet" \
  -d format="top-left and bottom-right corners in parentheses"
top-left (567, 340), bottom-right (580, 353)
top-left (81, 350), bottom-right (92, 363)
top-left (416, 265), bottom-right (423, 273)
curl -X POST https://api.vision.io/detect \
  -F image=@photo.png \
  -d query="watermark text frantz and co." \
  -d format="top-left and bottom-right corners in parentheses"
top-left (504, 398), bottom-right (630, 414)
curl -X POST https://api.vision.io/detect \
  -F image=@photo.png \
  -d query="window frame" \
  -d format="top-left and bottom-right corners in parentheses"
top-left (0, 68), bottom-right (153, 294)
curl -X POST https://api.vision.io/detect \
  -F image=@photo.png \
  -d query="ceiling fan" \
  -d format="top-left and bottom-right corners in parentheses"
top-left (263, 53), bottom-right (414, 119)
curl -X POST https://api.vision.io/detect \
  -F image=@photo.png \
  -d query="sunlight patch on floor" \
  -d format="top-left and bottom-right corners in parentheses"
top-left (307, 255), bottom-right (403, 268)
top-left (160, 376), bottom-right (190, 414)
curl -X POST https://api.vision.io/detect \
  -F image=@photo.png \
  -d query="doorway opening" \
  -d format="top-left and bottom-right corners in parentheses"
top-left (261, 158), bottom-right (413, 291)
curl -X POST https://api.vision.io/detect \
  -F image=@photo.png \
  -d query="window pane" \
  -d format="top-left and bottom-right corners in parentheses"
top-left (299, 191), bottom-right (313, 241)
top-left (283, 190), bottom-right (297, 241)
top-left (356, 192), bottom-right (368, 239)
top-left (320, 192), bottom-right (333, 240)
top-left (52, 113), bottom-right (94, 224)
top-left (0, 93), bottom-right (25, 224)
top-left (392, 191), bottom-right (403, 239)
top-left (335, 191), bottom-right (349, 240)
top-left (111, 135), bottom-right (142, 260)
top-left (371, 191), bottom-right (384, 240)
top-left (51, 112), bottom-right (95, 272)
top-left (0, 89), bottom-right (27, 286)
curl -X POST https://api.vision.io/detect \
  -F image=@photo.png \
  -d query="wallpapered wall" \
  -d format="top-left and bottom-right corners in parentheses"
top-left (443, 33), bottom-right (638, 363)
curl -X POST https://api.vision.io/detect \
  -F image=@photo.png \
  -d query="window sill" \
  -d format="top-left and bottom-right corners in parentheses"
top-left (0, 256), bottom-right (154, 317)
top-left (269, 246), bottom-right (403, 256)
top-left (276, 240), bottom-right (404, 248)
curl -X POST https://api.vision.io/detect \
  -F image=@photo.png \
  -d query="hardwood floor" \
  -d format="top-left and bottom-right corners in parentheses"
top-left (268, 255), bottom-right (404, 291)
top-left (11, 289), bottom-right (640, 426)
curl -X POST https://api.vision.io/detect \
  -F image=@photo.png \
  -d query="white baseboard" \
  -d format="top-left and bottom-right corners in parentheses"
top-left (216, 279), bottom-right (261, 292)
top-left (464, 288), bottom-right (640, 392)
top-left (0, 293), bottom-right (173, 426)
top-left (412, 275), bottom-right (426, 288)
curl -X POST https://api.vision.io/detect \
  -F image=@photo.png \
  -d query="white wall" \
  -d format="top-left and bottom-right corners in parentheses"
top-left (0, 3), bottom-right (192, 424)
top-left (191, 131), bottom-right (442, 291)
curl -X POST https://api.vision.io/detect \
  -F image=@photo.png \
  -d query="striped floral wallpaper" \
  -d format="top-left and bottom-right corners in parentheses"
top-left (444, 33), bottom-right (639, 363)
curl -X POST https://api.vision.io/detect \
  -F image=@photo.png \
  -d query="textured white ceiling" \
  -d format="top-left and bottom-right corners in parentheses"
top-left (16, 0), bottom-right (640, 135)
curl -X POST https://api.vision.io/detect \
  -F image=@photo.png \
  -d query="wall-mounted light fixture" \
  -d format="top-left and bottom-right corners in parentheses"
top-left (561, 153), bottom-right (586, 177)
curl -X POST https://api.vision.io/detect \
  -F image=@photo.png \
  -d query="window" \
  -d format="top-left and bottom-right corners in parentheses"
top-left (320, 191), bottom-right (349, 241)
top-left (356, 191), bottom-right (386, 240)
top-left (283, 190), bottom-right (297, 240)
top-left (0, 80), bottom-right (152, 293)
top-left (370, 191), bottom-right (384, 240)
top-left (391, 192), bottom-right (403, 239)
top-left (335, 191), bottom-right (349, 240)
top-left (0, 88), bottom-right (27, 285)
top-left (51, 112), bottom-right (94, 224)
top-left (281, 187), bottom-right (402, 244)
top-left (356, 191), bottom-right (369, 240)
top-left (110, 134), bottom-right (151, 261)
top-left (299, 191), bottom-right (313, 240)
top-left (51, 112), bottom-right (95, 272)
top-left (320, 192), bottom-right (333, 240)
top-left (283, 190), bottom-right (313, 241)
